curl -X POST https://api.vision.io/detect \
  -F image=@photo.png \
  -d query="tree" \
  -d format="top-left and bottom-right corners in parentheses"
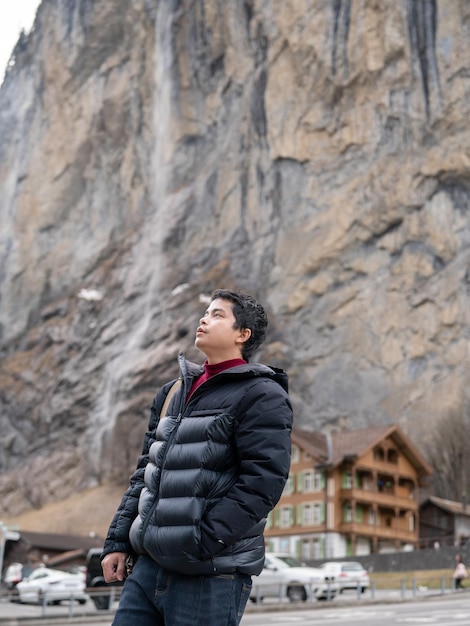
top-left (424, 406), bottom-right (470, 504)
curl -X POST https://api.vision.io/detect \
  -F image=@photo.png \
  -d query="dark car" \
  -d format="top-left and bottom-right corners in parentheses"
top-left (85, 548), bottom-right (124, 610)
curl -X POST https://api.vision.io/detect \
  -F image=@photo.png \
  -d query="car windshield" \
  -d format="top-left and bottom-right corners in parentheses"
top-left (274, 556), bottom-right (303, 568)
top-left (343, 564), bottom-right (363, 571)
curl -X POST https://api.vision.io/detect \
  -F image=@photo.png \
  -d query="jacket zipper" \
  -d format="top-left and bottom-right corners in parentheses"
top-left (140, 363), bottom-right (188, 541)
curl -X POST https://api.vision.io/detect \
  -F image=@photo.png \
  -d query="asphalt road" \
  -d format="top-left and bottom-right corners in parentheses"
top-left (0, 589), bottom-right (469, 625)
top-left (241, 593), bottom-right (470, 625)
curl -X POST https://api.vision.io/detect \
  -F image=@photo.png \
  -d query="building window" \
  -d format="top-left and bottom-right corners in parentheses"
top-left (301, 502), bottom-right (324, 526)
top-left (368, 509), bottom-right (376, 525)
top-left (374, 447), bottom-right (385, 462)
top-left (304, 472), bottom-right (314, 492)
top-left (313, 503), bottom-right (323, 524)
top-left (342, 470), bottom-right (353, 489)
top-left (280, 506), bottom-right (293, 528)
top-left (343, 504), bottom-right (352, 522)
top-left (301, 539), bottom-right (310, 560)
top-left (291, 445), bottom-right (299, 463)
top-left (313, 470), bottom-right (324, 491)
top-left (283, 475), bottom-right (294, 495)
top-left (303, 470), bottom-right (324, 492)
top-left (388, 449), bottom-right (398, 464)
top-left (303, 504), bottom-right (313, 526)
top-left (313, 538), bottom-right (323, 559)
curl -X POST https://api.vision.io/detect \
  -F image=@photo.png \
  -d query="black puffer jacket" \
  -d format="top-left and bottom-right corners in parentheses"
top-left (102, 353), bottom-right (292, 576)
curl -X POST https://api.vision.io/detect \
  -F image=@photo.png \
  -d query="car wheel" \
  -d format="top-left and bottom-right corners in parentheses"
top-left (361, 587), bottom-right (366, 594)
top-left (78, 599), bottom-right (87, 605)
top-left (93, 594), bottom-right (110, 610)
top-left (287, 585), bottom-right (307, 602)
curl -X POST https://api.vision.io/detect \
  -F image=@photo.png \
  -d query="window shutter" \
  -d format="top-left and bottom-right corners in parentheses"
top-left (297, 473), bottom-right (304, 493)
top-left (295, 538), bottom-right (301, 559)
top-left (321, 471), bottom-right (326, 490)
top-left (275, 508), bottom-right (281, 527)
top-left (320, 502), bottom-right (326, 523)
top-left (356, 504), bottom-right (363, 523)
top-left (297, 504), bottom-right (303, 526)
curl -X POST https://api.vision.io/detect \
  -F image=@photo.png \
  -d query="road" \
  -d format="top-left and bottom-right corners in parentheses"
top-left (241, 594), bottom-right (470, 626)
top-left (0, 590), bottom-right (469, 625)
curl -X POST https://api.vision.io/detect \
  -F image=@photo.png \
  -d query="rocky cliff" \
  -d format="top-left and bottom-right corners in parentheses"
top-left (1, 0), bottom-right (470, 521)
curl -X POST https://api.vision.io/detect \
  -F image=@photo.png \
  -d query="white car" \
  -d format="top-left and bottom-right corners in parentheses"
top-left (3, 563), bottom-right (24, 589)
top-left (319, 561), bottom-right (370, 593)
top-left (251, 553), bottom-right (338, 603)
top-left (16, 567), bottom-right (88, 605)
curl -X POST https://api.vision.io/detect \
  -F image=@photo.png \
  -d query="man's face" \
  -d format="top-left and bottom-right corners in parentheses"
top-left (195, 298), bottom-right (250, 363)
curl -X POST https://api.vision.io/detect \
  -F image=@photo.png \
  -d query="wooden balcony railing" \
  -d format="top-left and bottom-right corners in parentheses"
top-left (340, 487), bottom-right (417, 510)
top-left (339, 520), bottom-right (417, 542)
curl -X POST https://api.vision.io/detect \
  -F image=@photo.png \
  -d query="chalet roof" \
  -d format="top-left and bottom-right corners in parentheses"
top-left (293, 423), bottom-right (432, 480)
top-left (422, 496), bottom-right (470, 518)
top-left (291, 428), bottom-right (328, 463)
top-left (328, 424), bottom-right (393, 467)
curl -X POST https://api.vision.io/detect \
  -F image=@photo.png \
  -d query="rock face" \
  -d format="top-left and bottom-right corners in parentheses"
top-left (1, 0), bottom-right (470, 518)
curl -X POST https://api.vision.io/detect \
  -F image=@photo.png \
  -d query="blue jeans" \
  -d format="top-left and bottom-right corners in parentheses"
top-left (112, 555), bottom-right (252, 626)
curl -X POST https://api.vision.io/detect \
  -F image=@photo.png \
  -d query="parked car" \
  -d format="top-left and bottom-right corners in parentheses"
top-left (3, 562), bottom-right (36, 590)
top-left (319, 561), bottom-right (370, 593)
top-left (86, 548), bottom-right (123, 610)
top-left (16, 566), bottom-right (88, 605)
top-left (250, 553), bottom-right (338, 603)
top-left (3, 563), bottom-right (24, 590)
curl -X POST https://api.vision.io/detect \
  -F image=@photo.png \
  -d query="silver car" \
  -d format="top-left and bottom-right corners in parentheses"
top-left (251, 553), bottom-right (338, 603)
top-left (319, 561), bottom-right (370, 593)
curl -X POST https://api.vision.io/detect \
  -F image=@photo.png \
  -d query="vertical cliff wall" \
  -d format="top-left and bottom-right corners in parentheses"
top-left (1, 0), bottom-right (470, 516)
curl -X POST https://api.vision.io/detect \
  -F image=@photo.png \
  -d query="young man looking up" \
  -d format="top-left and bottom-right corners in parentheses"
top-left (101, 288), bottom-right (293, 626)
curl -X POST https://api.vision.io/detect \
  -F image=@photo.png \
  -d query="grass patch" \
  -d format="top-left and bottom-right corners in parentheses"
top-left (370, 569), bottom-right (454, 590)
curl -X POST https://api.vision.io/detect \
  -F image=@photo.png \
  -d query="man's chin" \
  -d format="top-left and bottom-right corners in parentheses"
top-left (194, 336), bottom-right (205, 350)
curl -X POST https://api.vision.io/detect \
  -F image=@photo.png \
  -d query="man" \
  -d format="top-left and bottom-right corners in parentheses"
top-left (101, 288), bottom-right (293, 625)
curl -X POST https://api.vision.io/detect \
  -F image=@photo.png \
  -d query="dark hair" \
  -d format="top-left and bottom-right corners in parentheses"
top-left (211, 289), bottom-right (268, 361)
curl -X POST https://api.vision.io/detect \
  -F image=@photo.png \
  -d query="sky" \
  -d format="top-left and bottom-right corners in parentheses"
top-left (0, 1), bottom-right (41, 80)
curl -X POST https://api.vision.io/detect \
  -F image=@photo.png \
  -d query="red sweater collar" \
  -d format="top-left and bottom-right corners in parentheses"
top-left (203, 358), bottom-right (246, 376)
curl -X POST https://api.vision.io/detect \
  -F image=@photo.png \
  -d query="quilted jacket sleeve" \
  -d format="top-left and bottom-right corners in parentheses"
top-left (199, 376), bottom-right (293, 558)
top-left (101, 383), bottom-right (169, 558)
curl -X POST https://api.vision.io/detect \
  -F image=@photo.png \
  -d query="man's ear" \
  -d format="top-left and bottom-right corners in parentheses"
top-left (237, 328), bottom-right (251, 345)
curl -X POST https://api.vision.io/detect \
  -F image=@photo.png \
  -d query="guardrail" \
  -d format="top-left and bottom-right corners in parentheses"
top-left (250, 575), bottom-right (460, 605)
top-left (0, 575), bottom-right (463, 618)
top-left (0, 586), bottom-right (122, 619)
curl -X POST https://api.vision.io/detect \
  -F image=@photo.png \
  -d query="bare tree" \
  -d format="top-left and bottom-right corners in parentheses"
top-left (424, 406), bottom-right (470, 503)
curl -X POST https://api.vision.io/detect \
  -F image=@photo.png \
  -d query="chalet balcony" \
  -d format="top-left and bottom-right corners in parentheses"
top-left (340, 487), bottom-right (418, 510)
top-left (339, 520), bottom-right (417, 542)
